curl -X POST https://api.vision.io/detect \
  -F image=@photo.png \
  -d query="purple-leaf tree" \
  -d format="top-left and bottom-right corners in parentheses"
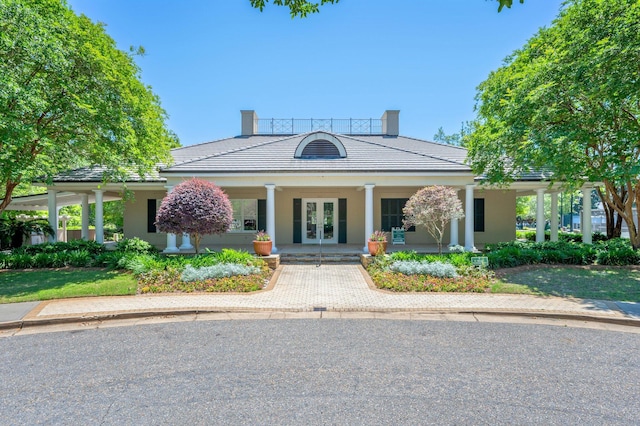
top-left (403, 186), bottom-right (465, 254)
top-left (155, 178), bottom-right (233, 253)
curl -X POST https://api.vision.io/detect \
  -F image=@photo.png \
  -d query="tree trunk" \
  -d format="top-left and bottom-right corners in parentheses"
top-left (602, 180), bottom-right (640, 250)
top-left (596, 185), bottom-right (627, 239)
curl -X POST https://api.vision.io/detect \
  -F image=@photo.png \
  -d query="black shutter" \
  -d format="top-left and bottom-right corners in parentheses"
top-left (339, 198), bottom-right (347, 243)
top-left (147, 199), bottom-right (157, 233)
top-left (474, 198), bottom-right (485, 232)
top-left (257, 199), bottom-right (266, 231)
top-left (293, 198), bottom-right (302, 243)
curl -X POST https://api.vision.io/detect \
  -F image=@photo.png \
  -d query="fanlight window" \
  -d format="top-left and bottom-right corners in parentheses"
top-left (300, 140), bottom-right (341, 159)
top-left (294, 132), bottom-right (347, 159)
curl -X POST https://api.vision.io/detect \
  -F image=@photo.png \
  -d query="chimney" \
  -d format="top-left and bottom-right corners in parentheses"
top-left (241, 110), bottom-right (258, 136)
top-left (381, 110), bottom-right (400, 136)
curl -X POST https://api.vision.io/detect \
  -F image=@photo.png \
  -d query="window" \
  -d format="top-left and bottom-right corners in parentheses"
top-left (230, 199), bottom-right (258, 232)
top-left (381, 198), bottom-right (414, 232)
top-left (147, 199), bottom-right (162, 233)
top-left (300, 140), bottom-right (341, 158)
top-left (474, 198), bottom-right (485, 232)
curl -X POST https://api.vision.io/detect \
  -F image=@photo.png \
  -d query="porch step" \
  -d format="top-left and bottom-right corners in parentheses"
top-left (279, 252), bottom-right (361, 264)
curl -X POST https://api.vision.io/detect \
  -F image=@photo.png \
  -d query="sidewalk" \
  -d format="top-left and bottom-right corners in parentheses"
top-left (1, 265), bottom-right (639, 330)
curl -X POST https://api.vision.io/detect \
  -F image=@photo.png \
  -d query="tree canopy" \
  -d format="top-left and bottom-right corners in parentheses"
top-left (155, 179), bottom-right (233, 253)
top-left (466, 0), bottom-right (640, 247)
top-left (0, 0), bottom-right (178, 213)
top-left (403, 186), bottom-right (464, 254)
top-left (249, 0), bottom-right (522, 17)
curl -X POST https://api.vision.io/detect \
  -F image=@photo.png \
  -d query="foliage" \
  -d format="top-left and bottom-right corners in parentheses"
top-left (254, 230), bottom-right (271, 241)
top-left (466, 0), bottom-right (640, 249)
top-left (448, 244), bottom-right (465, 253)
top-left (16, 240), bottom-right (105, 255)
top-left (594, 239), bottom-right (640, 266)
top-left (368, 230), bottom-right (387, 242)
top-left (0, 0), bottom-right (178, 214)
top-left (403, 186), bottom-right (464, 254)
top-left (181, 263), bottom-right (261, 282)
top-left (0, 216), bottom-right (54, 249)
top-left (155, 179), bottom-right (233, 253)
top-left (248, 0), bottom-right (521, 17)
top-left (138, 264), bottom-right (270, 293)
top-left (516, 230), bottom-right (607, 243)
top-left (115, 237), bottom-right (157, 254)
top-left (369, 269), bottom-right (491, 293)
top-left (390, 260), bottom-right (458, 278)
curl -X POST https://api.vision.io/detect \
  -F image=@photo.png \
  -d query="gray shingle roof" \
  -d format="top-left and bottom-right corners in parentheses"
top-left (50, 166), bottom-right (165, 182)
top-left (162, 132), bottom-right (472, 174)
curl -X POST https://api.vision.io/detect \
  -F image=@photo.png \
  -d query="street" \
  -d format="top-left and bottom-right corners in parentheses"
top-left (1, 319), bottom-right (638, 424)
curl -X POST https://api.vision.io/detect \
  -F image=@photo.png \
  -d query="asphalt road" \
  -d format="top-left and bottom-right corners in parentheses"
top-left (0, 320), bottom-right (638, 425)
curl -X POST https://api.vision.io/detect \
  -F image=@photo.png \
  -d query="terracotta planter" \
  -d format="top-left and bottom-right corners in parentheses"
top-left (367, 241), bottom-right (387, 256)
top-left (253, 240), bottom-right (273, 256)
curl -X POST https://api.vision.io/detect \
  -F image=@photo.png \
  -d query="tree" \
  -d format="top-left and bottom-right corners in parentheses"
top-left (155, 179), bottom-right (233, 253)
top-left (403, 186), bottom-right (464, 254)
top-left (433, 122), bottom-right (471, 147)
top-left (0, 0), bottom-right (178, 214)
top-left (249, 0), bottom-right (522, 17)
top-left (466, 0), bottom-right (640, 248)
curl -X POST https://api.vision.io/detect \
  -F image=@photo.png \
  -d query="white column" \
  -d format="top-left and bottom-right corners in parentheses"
top-left (582, 184), bottom-right (592, 244)
top-left (93, 189), bottom-right (104, 244)
top-left (550, 192), bottom-right (559, 242)
top-left (47, 190), bottom-right (58, 242)
top-left (179, 233), bottom-right (193, 250)
top-left (163, 185), bottom-right (179, 253)
top-left (449, 189), bottom-right (460, 248)
top-left (464, 184), bottom-right (475, 252)
top-left (265, 184), bottom-right (277, 253)
top-left (81, 194), bottom-right (90, 240)
top-left (536, 188), bottom-right (545, 243)
top-left (363, 184), bottom-right (375, 252)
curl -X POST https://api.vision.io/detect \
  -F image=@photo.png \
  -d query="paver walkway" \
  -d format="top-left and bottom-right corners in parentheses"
top-left (20, 265), bottom-right (634, 322)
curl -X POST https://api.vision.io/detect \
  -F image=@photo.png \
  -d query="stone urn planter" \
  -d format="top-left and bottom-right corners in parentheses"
top-left (253, 231), bottom-right (272, 256)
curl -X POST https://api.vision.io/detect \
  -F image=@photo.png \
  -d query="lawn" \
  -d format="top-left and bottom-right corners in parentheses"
top-left (0, 268), bottom-right (137, 304)
top-left (493, 266), bottom-right (640, 302)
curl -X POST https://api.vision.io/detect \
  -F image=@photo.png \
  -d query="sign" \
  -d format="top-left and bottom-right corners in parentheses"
top-left (391, 227), bottom-right (405, 245)
top-left (471, 256), bottom-right (489, 267)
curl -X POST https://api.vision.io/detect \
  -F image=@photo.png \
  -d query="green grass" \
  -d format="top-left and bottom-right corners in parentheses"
top-left (0, 268), bottom-right (137, 304)
top-left (493, 266), bottom-right (640, 302)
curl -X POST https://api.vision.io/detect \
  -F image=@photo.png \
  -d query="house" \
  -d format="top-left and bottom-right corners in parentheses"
top-left (11, 110), bottom-right (597, 251)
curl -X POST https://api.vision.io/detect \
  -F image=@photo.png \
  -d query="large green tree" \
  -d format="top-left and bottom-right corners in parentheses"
top-left (466, 0), bottom-right (640, 247)
top-left (249, 0), bottom-right (521, 17)
top-left (0, 0), bottom-right (178, 214)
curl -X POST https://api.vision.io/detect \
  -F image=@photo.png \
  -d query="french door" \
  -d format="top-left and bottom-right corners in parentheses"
top-left (302, 198), bottom-right (338, 244)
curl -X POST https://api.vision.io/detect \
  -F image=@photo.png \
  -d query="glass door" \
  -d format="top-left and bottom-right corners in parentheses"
top-left (302, 198), bottom-right (338, 244)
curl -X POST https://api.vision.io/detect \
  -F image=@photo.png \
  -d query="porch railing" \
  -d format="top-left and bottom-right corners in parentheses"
top-left (255, 118), bottom-right (384, 135)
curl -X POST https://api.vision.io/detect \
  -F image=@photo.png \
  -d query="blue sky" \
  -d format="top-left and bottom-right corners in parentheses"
top-left (67, 0), bottom-right (564, 146)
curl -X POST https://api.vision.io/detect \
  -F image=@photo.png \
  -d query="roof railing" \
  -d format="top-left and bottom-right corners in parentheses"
top-left (255, 118), bottom-right (384, 135)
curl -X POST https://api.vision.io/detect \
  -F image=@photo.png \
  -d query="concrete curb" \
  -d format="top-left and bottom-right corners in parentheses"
top-left (2, 307), bottom-right (639, 331)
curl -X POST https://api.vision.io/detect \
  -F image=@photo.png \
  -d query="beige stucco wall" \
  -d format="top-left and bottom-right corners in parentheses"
top-left (124, 186), bottom-right (516, 250)
top-left (471, 188), bottom-right (517, 244)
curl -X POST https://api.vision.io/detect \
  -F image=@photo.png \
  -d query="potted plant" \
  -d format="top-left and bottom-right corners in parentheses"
top-left (368, 230), bottom-right (387, 256)
top-left (253, 230), bottom-right (272, 256)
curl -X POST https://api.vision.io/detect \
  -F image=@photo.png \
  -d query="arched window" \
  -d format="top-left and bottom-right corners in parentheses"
top-left (294, 132), bottom-right (347, 159)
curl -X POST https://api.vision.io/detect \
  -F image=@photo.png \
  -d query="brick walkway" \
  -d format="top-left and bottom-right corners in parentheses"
top-left (24, 265), bottom-right (632, 321)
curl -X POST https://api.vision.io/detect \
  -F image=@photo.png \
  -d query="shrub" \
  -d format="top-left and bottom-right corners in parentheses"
top-left (595, 238), bottom-right (640, 265)
top-left (390, 260), bottom-right (458, 278)
top-left (181, 263), bottom-right (261, 282)
top-left (116, 237), bottom-right (157, 254)
top-left (68, 250), bottom-right (93, 267)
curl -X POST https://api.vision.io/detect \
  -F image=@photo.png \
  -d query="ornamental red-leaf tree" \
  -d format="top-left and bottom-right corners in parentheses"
top-left (155, 179), bottom-right (233, 253)
top-left (403, 186), bottom-right (465, 254)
